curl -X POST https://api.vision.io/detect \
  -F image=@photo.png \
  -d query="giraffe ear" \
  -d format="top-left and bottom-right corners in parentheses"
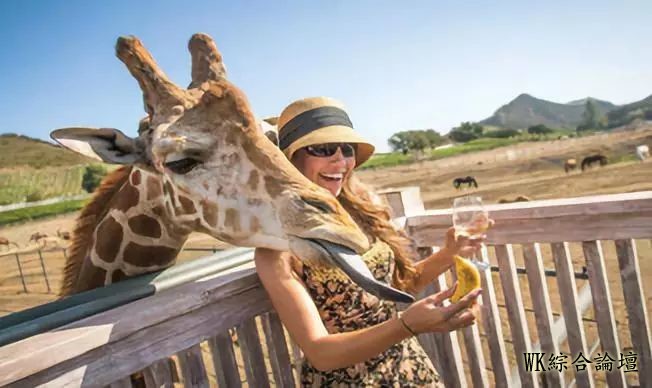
top-left (259, 120), bottom-right (279, 146)
top-left (50, 127), bottom-right (145, 164)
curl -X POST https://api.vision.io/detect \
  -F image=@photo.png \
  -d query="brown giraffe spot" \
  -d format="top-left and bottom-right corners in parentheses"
top-left (95, 215), bottom-right (123, 263)
top-left (151, 205), bottom-right (166, 218)
top-left (111, 269), bottom-right (129, 283)
top-left (75, 260), bottom-right (108, 292)
top-left (202, 201), bottom-right (218, 227)
top-left (224, 208), bottom-right (241, 233)
top-left (264, 175), bottom-right (284, 198)
top-left (250, 216), bottom-right (261, 233)
top-left (178, 196), bottom-right (196, 215)
top-left (248, 170), bottom-right (259, 191)
top-left (130, 170), bottom-right (142, 186)
top-left (128, 215), bottom-right (162, 238)
top-left (225, 126), bottom-right (240, 145)
top-left (146, 176), bottom-right (163, 200)
top-left (114, 183), bottom-right (140, 212)
top-left (123, 242), bottom-right (179, 267)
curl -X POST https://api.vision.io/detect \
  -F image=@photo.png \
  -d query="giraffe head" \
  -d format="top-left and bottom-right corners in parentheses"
top-left (51, 34), bottom-right (413, 303)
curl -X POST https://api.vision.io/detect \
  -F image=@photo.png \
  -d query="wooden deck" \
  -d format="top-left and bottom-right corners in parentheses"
top-left (1, 188), bottom-right (651, 387)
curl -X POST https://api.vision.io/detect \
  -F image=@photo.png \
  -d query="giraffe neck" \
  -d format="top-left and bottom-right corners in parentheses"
top-left (70, 167), bottom-right (192, 293)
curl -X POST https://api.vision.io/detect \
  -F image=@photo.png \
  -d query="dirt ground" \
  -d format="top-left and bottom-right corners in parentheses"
top-left (1, 128), bottom-right (650, 385)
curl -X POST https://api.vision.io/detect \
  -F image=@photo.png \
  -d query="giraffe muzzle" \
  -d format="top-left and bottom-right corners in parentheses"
top-left (307, 238), bottom-right (415, 303)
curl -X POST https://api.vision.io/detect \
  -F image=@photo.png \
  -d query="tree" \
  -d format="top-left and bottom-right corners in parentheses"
top-left (577, 100), bottom-right (602, 132)
top-left (448, 122), bottom-right (484, 143)
top-left (424, 129), bottom-right (445, 148)
top-left (388, 132), bottom-right (411, 154)
top-left (82, 165), bottom-right (108, 193)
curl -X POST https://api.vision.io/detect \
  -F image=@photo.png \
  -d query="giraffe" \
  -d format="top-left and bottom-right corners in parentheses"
top-left (52, 33), bottom-right (413, 303)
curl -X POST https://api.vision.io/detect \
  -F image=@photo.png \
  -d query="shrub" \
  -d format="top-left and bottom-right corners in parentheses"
top-left (527, 124), bottom-right (554, 134)
top-left (483, 128), bottom-right (520, 138)
top-left (82, 165), bottom-right (108, 193)
top-left (25, 189), bottom-right (45, 202)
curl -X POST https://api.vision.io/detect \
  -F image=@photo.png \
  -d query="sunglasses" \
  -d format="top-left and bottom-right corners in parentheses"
top-left (304, 143), bottom-right (356, 158)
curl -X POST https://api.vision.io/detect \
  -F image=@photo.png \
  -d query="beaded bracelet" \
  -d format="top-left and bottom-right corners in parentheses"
top-left (398, 312), bottom-right (418, 337)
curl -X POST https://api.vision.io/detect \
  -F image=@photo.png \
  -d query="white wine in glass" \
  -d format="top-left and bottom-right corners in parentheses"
top-left (452, 195), bottom-right (490, 271)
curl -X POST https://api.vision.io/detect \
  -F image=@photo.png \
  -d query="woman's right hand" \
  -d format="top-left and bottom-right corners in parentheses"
top-left (400, 284), bottom-right (481, 334)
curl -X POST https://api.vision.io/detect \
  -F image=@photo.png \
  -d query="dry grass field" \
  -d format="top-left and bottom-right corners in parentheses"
top-left (1, 127), bottom-right (650, 385)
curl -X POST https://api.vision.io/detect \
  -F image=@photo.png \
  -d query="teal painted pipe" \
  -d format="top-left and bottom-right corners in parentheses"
top-left (0, 248), bottom-right (254, 347)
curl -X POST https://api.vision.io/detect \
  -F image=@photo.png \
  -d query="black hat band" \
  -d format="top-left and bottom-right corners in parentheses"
top-left (278, 106), bottom-right (353, 150)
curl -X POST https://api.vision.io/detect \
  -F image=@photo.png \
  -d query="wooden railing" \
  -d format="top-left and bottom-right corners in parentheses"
top-left (1, 189), bottom-right (651, 387)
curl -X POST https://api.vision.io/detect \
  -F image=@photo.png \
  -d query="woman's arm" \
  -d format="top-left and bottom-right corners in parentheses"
top-left (410, 227), bottom-right (488, 294)
top-left (411, 246), bottom-right (455, 294)
top-left (254, 248), bottom-right (479, 372)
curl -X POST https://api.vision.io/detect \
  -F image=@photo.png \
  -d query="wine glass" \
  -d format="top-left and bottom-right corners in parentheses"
top-left (452, 195), bottom-right (490, 271)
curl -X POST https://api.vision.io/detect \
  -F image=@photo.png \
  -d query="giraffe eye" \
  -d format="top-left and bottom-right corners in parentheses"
top-left (165, 158), bottom-right (200, 174)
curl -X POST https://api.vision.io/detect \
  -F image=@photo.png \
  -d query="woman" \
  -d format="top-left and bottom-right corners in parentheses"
top-left (255, 97), bottom-right (485, 386)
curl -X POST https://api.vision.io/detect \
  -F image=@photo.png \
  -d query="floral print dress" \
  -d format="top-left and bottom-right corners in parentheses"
top-left (291, 239), bottom-right (442, 387)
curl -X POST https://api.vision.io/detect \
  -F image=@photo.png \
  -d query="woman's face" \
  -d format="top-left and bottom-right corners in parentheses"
top-left (292, 145), bottom-right (356, 196)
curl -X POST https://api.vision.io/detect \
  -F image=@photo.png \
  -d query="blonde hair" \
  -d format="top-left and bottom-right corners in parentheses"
top-left (338, 174), bottom-right (418, 293)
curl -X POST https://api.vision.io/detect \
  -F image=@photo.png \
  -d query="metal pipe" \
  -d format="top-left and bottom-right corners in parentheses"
top-left (36, 250), bottom-right (51, 293)
top-left (13, 253), bottom-right (27, 293)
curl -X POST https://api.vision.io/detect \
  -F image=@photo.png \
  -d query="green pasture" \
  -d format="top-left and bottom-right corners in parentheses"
top-left (0, 166), bottom-right (87, 205)
top-left (0, 198), bottom-right (89, 226)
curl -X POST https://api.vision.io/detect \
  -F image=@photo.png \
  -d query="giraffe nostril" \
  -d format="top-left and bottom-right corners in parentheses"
top-left (302, 198), bottom-right (334, 214)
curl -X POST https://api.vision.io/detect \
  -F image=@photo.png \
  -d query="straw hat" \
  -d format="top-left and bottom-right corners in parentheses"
top-left (277, 97), bottom-right (375, 167)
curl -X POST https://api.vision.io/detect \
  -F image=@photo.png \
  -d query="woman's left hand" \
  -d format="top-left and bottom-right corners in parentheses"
top-left (442, 219), bottom-right (495, 258)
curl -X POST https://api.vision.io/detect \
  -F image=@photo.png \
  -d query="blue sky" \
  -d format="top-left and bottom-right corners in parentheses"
top-left (0, 1), bottom-right (650, 152)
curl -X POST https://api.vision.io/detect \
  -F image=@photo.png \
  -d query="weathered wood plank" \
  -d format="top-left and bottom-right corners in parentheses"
top-left (208, 331), bottom-right (241, 388)
top-left (236, 318), bottom-right (270, 388)
top-left (142, 359), bottom-right (174, 388)
top-left (582, 240), bottom-right (626, 388)
top-left (407, 192), bottom-right (652, 246)
top-left (260, 312), bottom-right (294, 388)
top-left (0, 269), bottom-right (264, 386)
top-left (614, 239), bottom-right (652, 383)
top-left (289, 339), bottom-right (302, 385)
top-left (8, 276), bottom-right (272, 387)
top-left (429, 272), bottom-right (467, 387)
top-left (522, 243), bottom-right (565, 386)
top-left (551, 242), bottom-right (594, 388)
top-left (176, 344), bottom-right (209, 388)
top-left (477, 244), bottom-right (510, 387)
top-left (415, 283), bottom-right (442, 374)
top-left (494, 244), bottom-right (539, 388)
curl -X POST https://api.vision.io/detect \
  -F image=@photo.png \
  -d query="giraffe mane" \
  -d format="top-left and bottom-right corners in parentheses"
top-left (58, 166), bottom-right (133, 297)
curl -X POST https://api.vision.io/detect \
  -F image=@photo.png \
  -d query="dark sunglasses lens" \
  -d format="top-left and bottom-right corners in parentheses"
top-left (341, 143), bottom-right (355, 158)
top-left (306, 143), bottom-right (356, 158)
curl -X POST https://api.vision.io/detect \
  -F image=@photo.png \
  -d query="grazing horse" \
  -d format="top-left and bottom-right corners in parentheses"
top-left (564, 158), bottom-right (577, 173)
top-left (29, 232), bottom-right (49, 243)
top-left (636, 145), bottom-right (649, 161)
top-left (581, 154), bottom-right (608, 171)
top-left (57, 228), bottom-right (71, 241)
top-left (0, 237), bottom-right (19, 250)
top-left (453, 176), bottom-right (478, 189)
top-left (498, 195), bottom-right (532, 204)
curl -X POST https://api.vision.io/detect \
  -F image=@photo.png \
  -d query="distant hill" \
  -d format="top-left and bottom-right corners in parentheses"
top-left (0, 134), bottom-right (92, 169)
top-left (606, 94), bottom-right (652, 128)
top-left (480, 94), bottom-right (617, 129)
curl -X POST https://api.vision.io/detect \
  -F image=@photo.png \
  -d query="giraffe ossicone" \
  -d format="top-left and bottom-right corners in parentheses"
top-left (51, 33), bottom-right (413, 303)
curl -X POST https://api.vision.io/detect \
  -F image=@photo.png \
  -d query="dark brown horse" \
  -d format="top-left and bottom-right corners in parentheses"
top-left (453, 176), bottom-right (478, 189)
top-left (581, 154), bottom-right (608, 171)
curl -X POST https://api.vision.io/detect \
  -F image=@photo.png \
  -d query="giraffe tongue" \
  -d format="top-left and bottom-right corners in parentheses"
top-left (308, 238), bottom-right (415, 303)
